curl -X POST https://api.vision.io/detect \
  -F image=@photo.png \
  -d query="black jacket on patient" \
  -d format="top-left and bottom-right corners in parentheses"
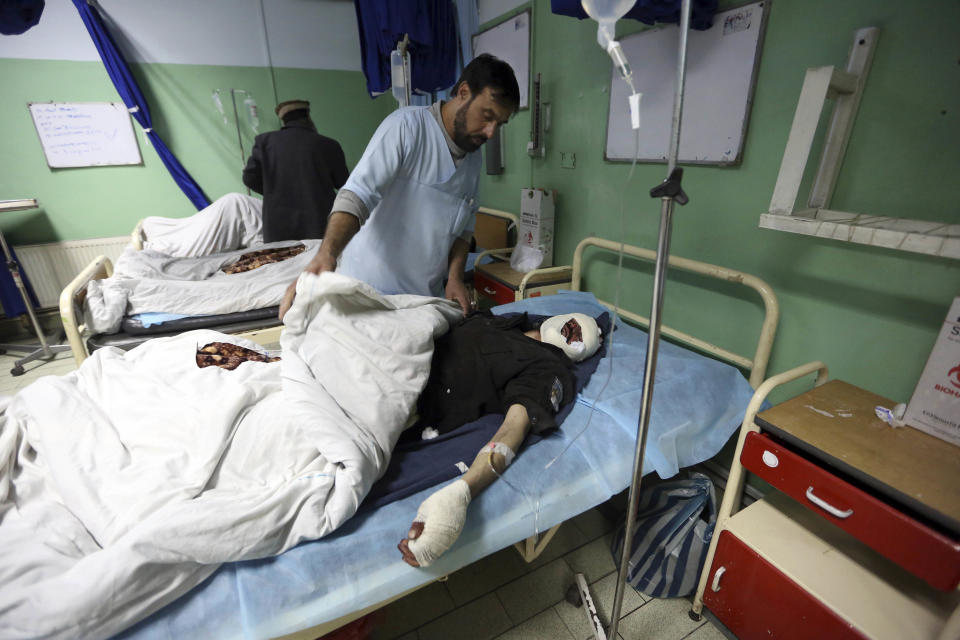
top-left (408, 311), bottom-right (576, 440)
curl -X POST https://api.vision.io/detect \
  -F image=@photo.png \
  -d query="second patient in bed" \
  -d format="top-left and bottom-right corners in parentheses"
top-left (398, 310), bottom-right (602, 568)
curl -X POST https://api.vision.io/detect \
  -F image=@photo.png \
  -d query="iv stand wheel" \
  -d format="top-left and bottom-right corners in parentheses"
top-left (10, 364), bottom-right (25, 377)
top-left (564, 582), bottom-right (583, 608)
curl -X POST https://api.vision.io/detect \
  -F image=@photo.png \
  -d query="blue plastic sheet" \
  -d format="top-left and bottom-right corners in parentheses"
top-left (117, 291), bottom-right (755, 640)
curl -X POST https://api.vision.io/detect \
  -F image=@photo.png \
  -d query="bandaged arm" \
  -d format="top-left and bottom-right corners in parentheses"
top-left (399, 403), bottom-right (530, 567)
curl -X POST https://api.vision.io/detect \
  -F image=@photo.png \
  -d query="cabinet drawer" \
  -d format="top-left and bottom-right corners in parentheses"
top-left (703, 530), bottom-right (865, 640)
top-left (742, 431), bottom-right (960, 591)
top-left (474, 270), bottom-right (515, 306)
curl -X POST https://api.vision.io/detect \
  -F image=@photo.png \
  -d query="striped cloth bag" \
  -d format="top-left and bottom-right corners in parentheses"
top-left (610, 472), bottom-right (717, 598)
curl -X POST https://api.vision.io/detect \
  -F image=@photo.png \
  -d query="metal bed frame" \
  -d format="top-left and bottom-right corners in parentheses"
top-left (57, 252), bottom-right (284, 367)
top-left (277, 235), bottom-right (779, 638)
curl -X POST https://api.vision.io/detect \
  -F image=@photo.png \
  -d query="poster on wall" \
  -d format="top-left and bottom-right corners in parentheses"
top-left (28, 102), bottom-right (142, 168)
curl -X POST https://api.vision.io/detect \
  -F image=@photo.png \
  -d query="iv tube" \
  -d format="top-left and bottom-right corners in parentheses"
top-left (581, 0), bottom-right (635, 86)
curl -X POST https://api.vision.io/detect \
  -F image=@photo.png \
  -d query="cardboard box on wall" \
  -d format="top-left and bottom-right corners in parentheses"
top-left (903, 296), bottom-right (960, 448)
top-left (518, 188), bottom-right (555, 267)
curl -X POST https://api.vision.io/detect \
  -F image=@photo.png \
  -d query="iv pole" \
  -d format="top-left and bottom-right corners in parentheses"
top-left (607, 0), bottom-right (692, 637)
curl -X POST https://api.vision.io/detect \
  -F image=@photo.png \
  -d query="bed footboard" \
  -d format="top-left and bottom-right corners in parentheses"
top-left (59, 255), bottom-right (113, 367)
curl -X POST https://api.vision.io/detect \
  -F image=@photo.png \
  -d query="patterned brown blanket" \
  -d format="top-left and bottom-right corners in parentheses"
top-left (196, 342), bottom-right (280, 370)
top-left (222, 244), bottom-right (306, 274)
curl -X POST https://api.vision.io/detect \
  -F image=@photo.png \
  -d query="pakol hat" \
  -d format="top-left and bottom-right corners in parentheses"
top-left (275, 100), bottom-right (310, 120)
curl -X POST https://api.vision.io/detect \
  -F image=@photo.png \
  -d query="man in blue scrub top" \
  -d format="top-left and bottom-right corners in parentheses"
top-left (279, 54), bottom-right (520, 319)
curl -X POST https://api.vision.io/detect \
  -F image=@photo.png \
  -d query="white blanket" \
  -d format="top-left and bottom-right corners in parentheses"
top-left (84, 239), bottom-right (322, 334)
top-left (0, 273), bottom-right (461, 640)
top-left (140, 192), bottom-right (264, 257)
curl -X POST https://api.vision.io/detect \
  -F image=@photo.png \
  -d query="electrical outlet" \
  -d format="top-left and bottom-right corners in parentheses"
top-left (560, 152), bottom-right (576, 169)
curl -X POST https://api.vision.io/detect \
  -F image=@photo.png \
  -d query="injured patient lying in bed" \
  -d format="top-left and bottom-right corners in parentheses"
top-left (0, 272), bottom-right (600, 640)
top-left (398, 310), bottom-right (602, 567)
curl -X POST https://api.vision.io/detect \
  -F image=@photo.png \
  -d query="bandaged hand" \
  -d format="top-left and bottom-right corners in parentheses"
top-left (398, 479), bottom-right (472, 567)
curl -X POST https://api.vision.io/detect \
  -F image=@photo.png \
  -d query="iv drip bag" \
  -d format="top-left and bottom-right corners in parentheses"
top-left (581, 0), bottom-right (634, 47)
top-left (581, 0), bottom-right (635, 80)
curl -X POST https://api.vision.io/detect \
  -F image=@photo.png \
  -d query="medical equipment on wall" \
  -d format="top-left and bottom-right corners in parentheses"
top-left (213, 88), bottom-right (260, 193)
top-left (391, 34), bottom-right (412, 108)
top-left (527, 73), bottom-right (548, 158)
top-left (578, 0), bottom-right (695, 638)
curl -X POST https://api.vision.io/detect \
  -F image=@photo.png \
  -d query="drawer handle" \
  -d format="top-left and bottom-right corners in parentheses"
top-left (805, 487), bottom-right (854, 518)
top-left (711, 566), bottom-right (726, 592)
top-left (483, 287), bottom-right (497, 295)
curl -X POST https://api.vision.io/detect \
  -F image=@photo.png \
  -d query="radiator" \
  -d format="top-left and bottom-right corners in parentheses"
top-left (13, 237), bottom-right (130, 309)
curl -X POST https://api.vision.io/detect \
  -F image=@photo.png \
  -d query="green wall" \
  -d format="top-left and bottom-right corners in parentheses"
top-left (1, 0), bottom-right (957, 406)
top-left (479, 0), bottom-right (959, 404)
top-left (0, 58), bottom-right (392, 245)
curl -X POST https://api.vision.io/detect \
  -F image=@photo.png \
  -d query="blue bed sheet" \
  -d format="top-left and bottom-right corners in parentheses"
top-left (116, 291), bottom-right (756, 640)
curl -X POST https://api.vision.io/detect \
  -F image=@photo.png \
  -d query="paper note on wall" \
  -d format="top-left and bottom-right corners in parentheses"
top-left (28, 102), bottom-right (142, 168)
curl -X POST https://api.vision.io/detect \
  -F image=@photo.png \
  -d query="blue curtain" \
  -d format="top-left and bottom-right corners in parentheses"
top-left (354, 0), bottom-right (459, 102)
top-left (70, 0), bottom-right (210, 210)
top-left (439, 0), bottom-right (479, 101)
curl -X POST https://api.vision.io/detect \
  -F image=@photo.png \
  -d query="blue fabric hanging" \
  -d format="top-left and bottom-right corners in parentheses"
top-left (70, 0), bottom-right (210, 210)
top-left (0, 0), bottom-right (44, 35)
top-left (0, 247), bottom-right (40, 318)
top-left (354, 0), bottom-right (459, 99)
top-left (550, 0), bottom-right (718, 31)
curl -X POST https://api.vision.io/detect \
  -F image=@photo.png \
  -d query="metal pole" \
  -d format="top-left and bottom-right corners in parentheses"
top-left (607, 1), bottom-right (692, 637)
top-left (0, 223), bottom-right (52, 358)
top-left (230, 89), bottom-right (250, 195)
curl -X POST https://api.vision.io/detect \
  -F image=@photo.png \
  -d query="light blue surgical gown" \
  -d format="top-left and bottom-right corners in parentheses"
top-left (338, 106), bottom-right (481, 297)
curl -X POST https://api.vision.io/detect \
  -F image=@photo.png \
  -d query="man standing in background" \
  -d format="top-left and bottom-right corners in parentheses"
top-left (242, 100), bottom-right (349, 242)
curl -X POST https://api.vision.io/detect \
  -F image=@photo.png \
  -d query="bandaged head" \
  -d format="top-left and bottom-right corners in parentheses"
top-left (540, 313), bottom-right (601, 362)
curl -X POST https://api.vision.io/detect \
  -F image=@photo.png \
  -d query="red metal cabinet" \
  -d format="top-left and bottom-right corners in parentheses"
top-left (741, 431), bottom-right (960, 591)
top-left (703, 531), bottom-right (866, 640)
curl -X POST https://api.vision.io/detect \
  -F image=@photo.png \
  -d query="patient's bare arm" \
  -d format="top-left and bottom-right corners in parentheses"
top-left (279, 212), bottom-right (360, 320)
top-left (398, 404), bottom-right (530, 568)
top-left (445, 237), bottom-right (471, 315)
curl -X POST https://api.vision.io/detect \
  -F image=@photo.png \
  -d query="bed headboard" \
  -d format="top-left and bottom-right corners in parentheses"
top-left (475, 207), bottom-right (517, 249)
top-left (131, 219), bottom-right (145, 250)
top-left (563, 237), bottom-right (778, 388)
top-left (58, 255), bottom-right (114, 366)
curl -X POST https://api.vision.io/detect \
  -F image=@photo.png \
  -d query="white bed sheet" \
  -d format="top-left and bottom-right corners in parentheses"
top-left (0, 273), bottom-right (461, 640)
top-left (114, 291), bottom-right (757, 640)
top-left (140, 193), bottom-right (263, 258)
top-left (84, 239), bottom-right (321, 335)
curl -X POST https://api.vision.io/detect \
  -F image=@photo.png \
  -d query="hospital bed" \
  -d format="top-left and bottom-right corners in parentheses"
top-left (60, 207), bottom-right (520, 368)
top-left (112, 236), bottom-right (778, 640)
top-left (58, 254), bottom-right (285, 367)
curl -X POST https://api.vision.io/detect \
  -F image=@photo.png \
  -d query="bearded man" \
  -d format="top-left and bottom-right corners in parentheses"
top-left (279, 54), bottom-right (520, 319)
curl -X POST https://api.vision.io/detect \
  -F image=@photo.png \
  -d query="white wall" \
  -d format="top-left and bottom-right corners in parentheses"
top-left (478, 0), bottom-right (526, 25)
top-left (0, 0), bottom-right (361, 71)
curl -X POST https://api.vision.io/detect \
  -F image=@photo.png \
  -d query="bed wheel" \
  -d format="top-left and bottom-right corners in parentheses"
top-left (688, 610), bottom-right (702, 622)
top-left (564, 582), bottom-right (583, 608)
top-left (10, 365), bottom-right (24, 376)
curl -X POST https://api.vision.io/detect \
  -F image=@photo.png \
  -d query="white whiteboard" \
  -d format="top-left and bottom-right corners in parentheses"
top-left (28, 102), bottom-right (142, 168)
top-left (605, 1), bottom-right (767, 164)
top-left (472, 10), bottom-right (530, 110)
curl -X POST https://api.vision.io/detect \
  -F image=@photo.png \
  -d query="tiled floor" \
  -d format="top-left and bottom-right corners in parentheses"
top-left (0, 335), bottom-right (79, 395)
top-left (0, 334), bottom-right (732, 640)
top-left (364, 500), bottom-right (730, 640)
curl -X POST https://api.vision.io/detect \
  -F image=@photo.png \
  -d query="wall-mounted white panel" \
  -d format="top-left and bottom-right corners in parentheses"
top-left (0, 0), bottom-right (360, 71)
